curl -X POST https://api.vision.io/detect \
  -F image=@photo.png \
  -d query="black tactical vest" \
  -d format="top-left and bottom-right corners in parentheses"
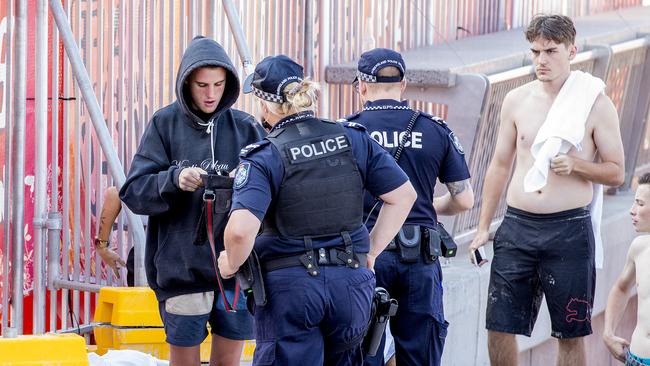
top-left (264, 118), bottom-right (364, 238)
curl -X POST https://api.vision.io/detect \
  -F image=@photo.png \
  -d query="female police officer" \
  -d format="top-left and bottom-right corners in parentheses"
top-left (217, 55), bottom-right (416, 365)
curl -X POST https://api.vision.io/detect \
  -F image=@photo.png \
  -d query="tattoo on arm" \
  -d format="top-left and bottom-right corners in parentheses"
top-left (446, 179), bottom-right (469, 196)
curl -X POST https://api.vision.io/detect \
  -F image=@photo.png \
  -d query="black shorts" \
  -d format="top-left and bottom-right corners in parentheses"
top-left (486, 206), bottom-right (595, 339)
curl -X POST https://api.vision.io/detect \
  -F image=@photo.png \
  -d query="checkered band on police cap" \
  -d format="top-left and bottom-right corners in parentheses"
top-left (244, 55), bottom-right (304, 104)
top-left (356, 71), bottom-right (377, 83)
top-left (355, 48), bottom-right (405, 83)
top-left (251, 85), bottom-right (285, 103)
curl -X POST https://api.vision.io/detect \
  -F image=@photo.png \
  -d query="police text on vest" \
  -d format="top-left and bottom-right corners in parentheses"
top-left (287, 135), bottom-right (350, 163)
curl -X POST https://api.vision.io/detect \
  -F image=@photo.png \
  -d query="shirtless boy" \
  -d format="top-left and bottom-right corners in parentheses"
top-left (469, 14), bottom-right (625, 366)
top-left (603, 173), bottom-right (650, 366)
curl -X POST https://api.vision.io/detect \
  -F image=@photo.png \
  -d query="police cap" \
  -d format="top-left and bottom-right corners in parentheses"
top-left (243, 55), bottom-right (304, 104)
top-left (355, 48), bottom-right (405, 84)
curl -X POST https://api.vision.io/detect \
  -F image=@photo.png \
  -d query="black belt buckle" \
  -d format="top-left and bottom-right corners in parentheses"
top-left (318, 248), bottom-right (328, 265)
top-left (317, 247), bottom-right (362, 269)
top-left (202, 188), bottom-right (215, 202)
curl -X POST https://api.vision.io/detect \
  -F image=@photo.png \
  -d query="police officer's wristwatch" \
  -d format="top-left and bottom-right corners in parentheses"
top-left (94, 237), bottom-right (110, 249)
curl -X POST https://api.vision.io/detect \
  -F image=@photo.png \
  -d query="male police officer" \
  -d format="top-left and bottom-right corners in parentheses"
top-left (347, 48), bottom-right (474, 366)
top-left (217, 55), bottom-right (416, 365)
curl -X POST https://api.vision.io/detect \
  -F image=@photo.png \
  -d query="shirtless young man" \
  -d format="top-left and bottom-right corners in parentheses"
top-left (469, 14), bottom-right (625, 366)
top-left (603, 173), bottom-right (650, 366)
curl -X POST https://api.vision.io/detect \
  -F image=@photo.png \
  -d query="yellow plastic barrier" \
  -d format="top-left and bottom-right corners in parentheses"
top-left (0, 333), bottom-right (88, 365)
top-left (94, 287), bottom-right (255, 362)
top-left (94, 286), bottom-right (170, 360)
top-left (242, 339), bottom-right (256, 362)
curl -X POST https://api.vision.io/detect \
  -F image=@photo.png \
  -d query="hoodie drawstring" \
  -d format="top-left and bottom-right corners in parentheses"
top-left (197, 117), bottom-right (217, 168)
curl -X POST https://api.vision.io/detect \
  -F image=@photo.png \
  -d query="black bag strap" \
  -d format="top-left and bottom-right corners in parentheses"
top-left (204, 191), bottom-right (239, 312)
top-left (392, 110), bottom-right (420, 162)
top-left (364, 110), bottom-right (420, 225)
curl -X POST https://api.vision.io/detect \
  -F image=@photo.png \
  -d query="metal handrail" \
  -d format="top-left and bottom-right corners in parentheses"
top-left (33, 0), bottom-right (48, 335)
top-left (1, 0), bottom-right (14, 336)
top-left (49, 0), bottom-right (146, 287)
top-left (9, 0), bottom-right (27, 335)
top-left (611, 37), bottom-right (650, 53)
top-left (222, 0), bottom-right (255, 85)
top-left (488, 48), bottom-right (603, 83)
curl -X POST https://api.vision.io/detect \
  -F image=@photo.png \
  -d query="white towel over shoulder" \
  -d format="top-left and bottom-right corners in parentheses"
top-left (523, 70), bottom-right (606, 268)
top-left (524, 71), bottom-right (605, 191)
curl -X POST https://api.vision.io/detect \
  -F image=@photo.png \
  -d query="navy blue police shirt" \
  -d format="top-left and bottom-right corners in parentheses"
top-left (231, 113), bottom-right (409, 260)
top-left (351, 99), bottom-right (470, 229)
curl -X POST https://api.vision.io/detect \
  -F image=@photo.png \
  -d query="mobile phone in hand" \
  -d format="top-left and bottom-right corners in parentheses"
top-left (473, 247), bottom-right (488, 267)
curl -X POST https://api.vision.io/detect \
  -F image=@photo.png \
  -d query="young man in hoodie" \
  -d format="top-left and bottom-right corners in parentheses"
top-left (120, 36), bottom-right (265, 366)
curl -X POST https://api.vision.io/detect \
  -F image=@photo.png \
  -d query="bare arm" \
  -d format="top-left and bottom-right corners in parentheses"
top-left (468, 92), bottom-right (518, 261)
top-left (96, 187), bottom-right (126, 278)
top-left (550, 94), bottom-right (625, 186)
top-left (219, 209), bottom-right (261, 278)
top-left (368, 181), bottom-right (417, 268)
top-left (603, 237), bottom-right (640, 362)
top-left (97, 187), bottom-right (121, 241)
top-left (433, 179), bottom-right (474, 216)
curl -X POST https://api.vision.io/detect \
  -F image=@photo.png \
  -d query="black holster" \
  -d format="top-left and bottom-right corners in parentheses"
top-left (437, 222), bottom-right (458, 258)
top-left (363, 287), bottom-right (398, 357)
top-left (394, 225), bottom-right (421, 263)
top-left (236, 250), bottom-right (267, 315)
top-left (392, 225), bottom-right (442, 263)
top-left (422, 227), bottom-right (442, 263)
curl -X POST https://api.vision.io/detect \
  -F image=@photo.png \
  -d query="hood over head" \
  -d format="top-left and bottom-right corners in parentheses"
top-left (175, 36), bottom-right (240, 127)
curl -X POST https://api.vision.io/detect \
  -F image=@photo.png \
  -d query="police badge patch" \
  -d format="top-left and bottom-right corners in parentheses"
top-left (449, 132), bottom-right (464, 154)
top-left (234, 162), bottom-right (251, 189)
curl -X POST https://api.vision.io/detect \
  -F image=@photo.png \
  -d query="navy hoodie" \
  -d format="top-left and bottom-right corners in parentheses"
top-left (120, 37), bottom-right (265, 301)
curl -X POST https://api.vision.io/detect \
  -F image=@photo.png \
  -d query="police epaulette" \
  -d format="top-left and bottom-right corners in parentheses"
top-left (340, 121), bottom-right (366, 131)
top-left (422, 112), bottom-right (448, 128)
top-left (337, 111), bottom-right (361, 123)
top-left (239, 140), bottom-right (269, 158)
top-left (418, 112), bottom-right (444, 125)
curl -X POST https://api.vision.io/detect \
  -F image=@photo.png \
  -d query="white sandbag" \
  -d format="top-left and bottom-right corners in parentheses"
top-left (87, 350), bottom-right (169, 366)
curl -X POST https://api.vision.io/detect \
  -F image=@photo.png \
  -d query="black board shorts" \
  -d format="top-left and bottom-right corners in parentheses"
top-left (486, 206), bottom-right (595, 338)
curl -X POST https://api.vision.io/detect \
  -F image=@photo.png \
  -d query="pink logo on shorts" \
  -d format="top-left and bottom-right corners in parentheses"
top-left (565, 298), bottom-right (591, 323)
